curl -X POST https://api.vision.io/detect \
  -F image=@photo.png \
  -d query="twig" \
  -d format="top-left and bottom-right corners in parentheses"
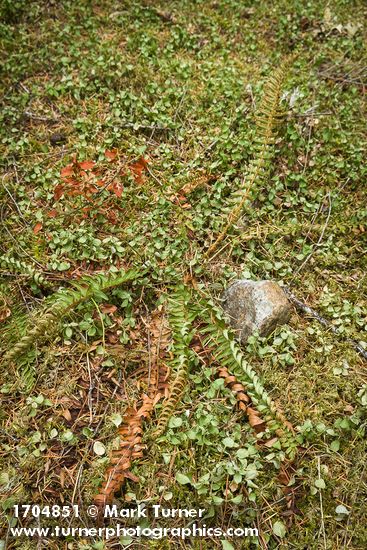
top-left (293, 191), bottom-right (332, 275)
top-left (293, 111), bottom-right (333, 117)
top-left (17, 82), bottom-right (31, 94)
top-left (23, 110), bottom-right (59, 124)
top-left (284, 288), bottom-right (367, 361)
top-left (145, 165), bottom-right (164, 188)
top-left (85, 351), bottom-right (95, 425)
top-left (302, 89), bottom-right (316, 173)
top-left (323, 75), bottom-right (366, 87)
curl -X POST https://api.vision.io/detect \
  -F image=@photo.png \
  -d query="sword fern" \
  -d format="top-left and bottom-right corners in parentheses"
top-left (206, 56), bottom-right (295, 257)
top-left (1, 268), bottom-right (145, 369)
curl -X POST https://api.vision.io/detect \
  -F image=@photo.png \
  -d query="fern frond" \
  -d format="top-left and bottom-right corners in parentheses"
top-left (16, 354), bottom-right (37, 392)
top-left (198, 294), bottom-right (297, 455)
top-left (95, 395), bottom-right (156, 507)
top-left (206, 56), bottom-right (295, 257)
top-left (153, 285), bottom-right (194, 436)
top-left (1, 268), bottom-right (144, 366)
top-left (0, 255), bottom-right (53, 288)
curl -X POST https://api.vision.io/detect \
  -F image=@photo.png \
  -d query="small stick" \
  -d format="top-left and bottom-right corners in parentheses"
top-left (293, 191), bottom-right (332, 275)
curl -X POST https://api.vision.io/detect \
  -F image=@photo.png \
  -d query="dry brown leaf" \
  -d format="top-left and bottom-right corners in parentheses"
top-left (61, 409), bottom-right (72, 422)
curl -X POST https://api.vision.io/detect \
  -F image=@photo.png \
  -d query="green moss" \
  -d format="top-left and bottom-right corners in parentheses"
top-left (1, 1), bottom-right (366, 548)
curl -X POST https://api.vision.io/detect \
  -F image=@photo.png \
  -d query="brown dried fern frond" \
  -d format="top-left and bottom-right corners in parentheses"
top-left (94, 394), bottom-right (158, 508)
top-left (94, 308), bottom-right (171, 507)
top-left (217, 366), bottom-right (266, 433)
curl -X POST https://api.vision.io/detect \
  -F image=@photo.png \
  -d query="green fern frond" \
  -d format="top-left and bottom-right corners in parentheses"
top-left (153, 285), bottom-right (195, 436)
top-left (206, 56), bottom-right (295, 257)
top-left (198, 294), bottom-right (297, 455)
top-left (1, 268), bottom-right (144, 366)
top-left (0, 255), bottom-right (53, 288)
top-left (0, 255), bottom-right (52, 288)
top-left (16, 354), bottom-right (37, 392)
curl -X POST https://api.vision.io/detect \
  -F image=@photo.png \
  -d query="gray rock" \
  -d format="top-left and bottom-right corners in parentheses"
top-left (223, 280), bottom-right (291, 343)
top-left (50, 132), bottom-right (67, 146)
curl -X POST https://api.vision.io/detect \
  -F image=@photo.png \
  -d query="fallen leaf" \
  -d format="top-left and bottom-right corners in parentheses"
top-left (79, 160), bottom-right (95, 170)
top-left (106, 332), bottom-right (119, 344)
top-left (60, 469), bottom-right (65, 488)
top-left (54, 184), bottom-right (64, 200)
top-left (105, 149), bottom-right (118, 161)
top-left (0, 307), bottom-right (11, 323)
top-left (112, 181), bottom-right (123, 197)
top-left (93, 441), bottom-right (106, 456)
top-left (264, 437), bottom-right (278, 448)
top-left (106, 210), bottom-right (118, 224)
top-left (33, 222), bottom-right (43, 234)
top-left (100, 304), bottom-right (118, 314)
top-left (129, 157), bottom-right (149, 184)
top-left (60, 165), bottom-right (74, 178)
top-left (61, 409), bottom-right (72, 422)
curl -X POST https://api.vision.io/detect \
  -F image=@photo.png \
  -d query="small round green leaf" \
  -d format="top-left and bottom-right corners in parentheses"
top-left (273, 520), bottom-right (287, 538)
top-left (93, 441), bottom-right (106, 456)
top-left (175, 472), bottom-right (191, 485)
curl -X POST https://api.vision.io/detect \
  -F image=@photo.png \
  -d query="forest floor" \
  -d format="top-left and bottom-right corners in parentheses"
top-left (1, 1), bottom-right (367, 549)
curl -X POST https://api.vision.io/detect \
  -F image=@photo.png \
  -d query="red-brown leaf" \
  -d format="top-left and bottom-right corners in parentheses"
top-left (79, 160), bottom-right (95, 170)
top-left (129, 157), bottom-right (149, 184)
top-left (105, 149), bottom-right (118, 161)
top-left (112, 182), bottom-right (123, 197)
top-left (33, 222), bottom-right (43, 234)
top-left (60, 165), bottom-right (74, 178)
top-left (0, 307), bottom-right (11, 323)
top-left (100, 304), bottom-right (118, 314)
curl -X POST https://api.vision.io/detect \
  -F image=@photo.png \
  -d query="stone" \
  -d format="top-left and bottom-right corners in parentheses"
top-left (50, 132), bottom-right (67, 146)
top-left (223, 280), bottom-right (291, 343)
